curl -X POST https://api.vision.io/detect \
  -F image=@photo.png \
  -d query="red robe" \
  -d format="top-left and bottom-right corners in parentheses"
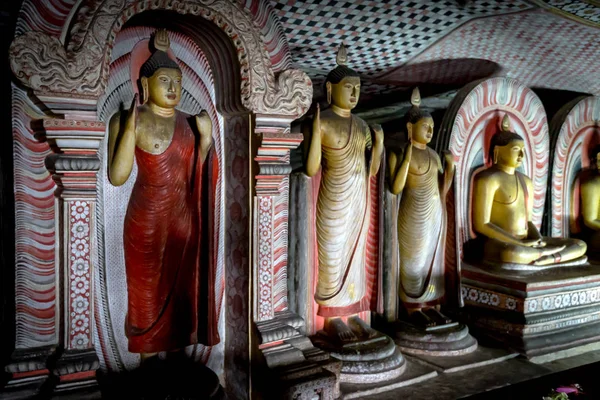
top-left (124, 111), bottom-right (218, 353)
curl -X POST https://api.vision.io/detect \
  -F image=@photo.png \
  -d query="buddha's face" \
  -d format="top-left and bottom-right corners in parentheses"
top-left (494, 139), bottom-right (525, 168)
top-left (409, 116), bottom-right (434, 145)
top-left (144, 67), bottom-right (182, 108)
top-left (329, 76), bottom-right (360, 110)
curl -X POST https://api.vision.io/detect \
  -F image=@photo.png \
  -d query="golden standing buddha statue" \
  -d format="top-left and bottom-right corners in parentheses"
top-left (305, 44), bottom-right (384, 342)
top-left (580, 147), bottom-right (600, 258)
top-left (107, 30), bottom-right (217, 361)
top-left (472, 115), bottom-right (586, 267)
top-left (388, 88), bottom-right (454, 327)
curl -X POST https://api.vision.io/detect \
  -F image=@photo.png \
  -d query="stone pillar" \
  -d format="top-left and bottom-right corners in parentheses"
top-left (252, 117), bottom-right (340, 400)
top-left (42, 115), bottom-right (103, 397)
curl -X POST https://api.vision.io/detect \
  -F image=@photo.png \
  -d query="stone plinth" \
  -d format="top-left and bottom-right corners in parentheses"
top-left (461, 262), bottom-right (600, 361)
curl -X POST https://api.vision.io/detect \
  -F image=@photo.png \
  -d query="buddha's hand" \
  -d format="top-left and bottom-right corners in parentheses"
top-left (404, 136), bottom-right (413, 161)
top-left (523, 238), bottom-right (546, 248)
top-left (195, 111), bottom-right (213, 160)
top-left (443, 150), bottom-right (455, 171)
top-left (313, 104), bottom-right (322, 138)
top-left (124, 94), bottom-right (138, 138)
top-left (371, 124), bottom-right (384, 147)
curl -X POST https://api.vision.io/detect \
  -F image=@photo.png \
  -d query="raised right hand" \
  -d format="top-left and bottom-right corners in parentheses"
top-left (124, 94), bottom-right (138, 137)
top-left (313, 103), bottom-right (321, 139)
top-left (404, 136), bottom-right (413, 160)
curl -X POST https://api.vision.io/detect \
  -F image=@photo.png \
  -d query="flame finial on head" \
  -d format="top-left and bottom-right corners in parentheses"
top-left (501, 114), bottom-right (511, 132)
top-left (153, 29), bottom-right (171, 52)
top-left (336, 43), bottom-right (348, 66)
top-left (410, 87), bottom-right (421, 108)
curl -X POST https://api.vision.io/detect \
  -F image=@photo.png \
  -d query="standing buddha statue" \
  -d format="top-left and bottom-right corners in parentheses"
top-left (107, 30), bottom-right (218, 360)
top-left (472, 115), bottom-right (587, 267)
top-left (580, 146), bottom-right (600, 259)
top-left (388, 88), bottom-right (455, 328)
top-left (305, 44), bottom-right (384, 342)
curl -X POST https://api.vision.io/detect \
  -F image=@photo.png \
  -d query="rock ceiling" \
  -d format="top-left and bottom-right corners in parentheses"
top-left (272, 0), bottom-right (600, 118)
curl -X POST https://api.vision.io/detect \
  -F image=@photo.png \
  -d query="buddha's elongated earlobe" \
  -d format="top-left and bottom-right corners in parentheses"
top-left (326, 81), bottom-right (332, 105)
top-left (141, 77), bottom-right (149, 105)
top-left (493, 148), bottom-right (498, 165)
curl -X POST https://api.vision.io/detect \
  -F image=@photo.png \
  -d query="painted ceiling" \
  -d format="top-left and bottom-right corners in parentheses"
top-left (272, 0), bottom-right (600, 117)
top-left (5, 0), bottom-right (600, 118)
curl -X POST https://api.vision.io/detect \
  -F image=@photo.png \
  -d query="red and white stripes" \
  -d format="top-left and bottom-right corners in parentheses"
top-left (12, 86), bottom-right (57, 349)
top-left (446, 77), bottom-right (549, 257)
top-left (551, 96), bottom-right (600, 237)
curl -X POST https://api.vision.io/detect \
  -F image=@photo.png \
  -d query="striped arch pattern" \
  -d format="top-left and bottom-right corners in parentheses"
top-left (443, 77), bottom-right (549, 262)
top-left (550, 96), bottom-right (600, 237)
top-left (9, 0), bottom-right (296, 363)
top-left (92, 26), bottom-right (226, 374)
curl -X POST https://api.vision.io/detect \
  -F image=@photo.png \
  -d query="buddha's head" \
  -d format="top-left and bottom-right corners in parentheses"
top-left (325, 44), bottom-right (361, 110)
top-left (591, 146), bottom-right (600, 172)
top-left (406, 88), bottom-right (434, 145)
top-left (140, 30), bottom-right (182, 109)
top-left (490, 115), bottom-right (525, 168)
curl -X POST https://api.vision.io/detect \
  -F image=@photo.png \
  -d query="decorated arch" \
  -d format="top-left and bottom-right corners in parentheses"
top-left (7, 0), bottom-right (312, 398)
top-left (549, 96), bottom-right (600, 237)
top-left (439, 77), bottom-right (549, 268)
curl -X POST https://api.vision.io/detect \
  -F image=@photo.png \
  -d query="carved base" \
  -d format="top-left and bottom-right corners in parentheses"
top-left (51, 348), bottom-right (100, 398)
top-left (2, 346), bottom-right (55, 399)
top-left (312, 330), bottom-right (406, 384)
top-left (393, 321), bottom-right (478, 356)
top-left (462, 262), bottom-right (600, 361)
top-left (341, 358), bottom-right (437, 399)
top-left (256, 311), bottom-right (341, 399)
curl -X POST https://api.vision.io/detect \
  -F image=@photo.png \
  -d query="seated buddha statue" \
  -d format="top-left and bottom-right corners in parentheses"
top-left (580, 146), bottom-right (600, 258)
top-left (472, 115), bottom-right (587, 267)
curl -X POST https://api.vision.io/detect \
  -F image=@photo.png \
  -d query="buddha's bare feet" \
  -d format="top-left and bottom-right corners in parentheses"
top-left (541, 245), bottom-right (566, 257)
top-left (533, 253), bottom-right (563, 266)
top-left (347, 316), bottom-right (378, 339)
top-left (324, 318), bottom-right (358, 343)
top-left (409, 310), bottom-right (436, 328)
top-left (424, 308), bottom-right (453, 325)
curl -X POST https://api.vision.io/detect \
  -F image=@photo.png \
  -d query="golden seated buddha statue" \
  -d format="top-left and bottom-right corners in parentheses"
top-left (472, 115), bottom-right (587, 268)
top-left (581, 147), bottom-right (600, 259)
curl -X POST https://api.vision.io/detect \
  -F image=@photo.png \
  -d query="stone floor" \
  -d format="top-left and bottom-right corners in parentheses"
top-left (361, 348), bottom-right (600, 400)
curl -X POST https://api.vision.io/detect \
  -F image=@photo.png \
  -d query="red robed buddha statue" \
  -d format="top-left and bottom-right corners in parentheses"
top-left (107, 30), bottom-right (217, 359)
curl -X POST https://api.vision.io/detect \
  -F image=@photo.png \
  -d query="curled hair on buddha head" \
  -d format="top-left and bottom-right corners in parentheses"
top-left (489, 114), bottom-right (525, 162)
top-left (140, 29), bottom-right (181, 79)
top-left (406, 87), bottom-right (432, 124)
top-left (325, 43), bottom-right (360, 85)
top-left (591, 144), bottom-right (600, 159)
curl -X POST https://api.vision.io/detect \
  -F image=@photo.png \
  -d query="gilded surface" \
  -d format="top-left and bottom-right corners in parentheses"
top-left (473, 116), bottom-right (586, 266)
top-left (581, 150), bottom-right (600, 256)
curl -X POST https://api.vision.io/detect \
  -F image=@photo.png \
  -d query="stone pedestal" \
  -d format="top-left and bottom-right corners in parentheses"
top-left (394, 322), bottom-right (477, 357)
top-left (311, 326), bottom-right (407, 385)
top-left (461, 262), bottom-right (600, 362)
top-left (3, 346), bottom-right (55, 399)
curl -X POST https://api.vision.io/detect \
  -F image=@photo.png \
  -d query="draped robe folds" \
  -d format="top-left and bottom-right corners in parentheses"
top-left (123, 111), bottom-right (219, 353)
top-left (398, 149), bottom-right (446, 307)
top-left (315, 115), bottom-right (372, 317)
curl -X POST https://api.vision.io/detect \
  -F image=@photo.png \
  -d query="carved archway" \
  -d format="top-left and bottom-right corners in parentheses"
top-left (438, 77), bottom-right (549, 274)
top-left (10, 0), bottom-right (311, 116)
top-left (7, 1), bottom-right (312, 398)
top-left (549, 96), bottom-right (600, 237)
